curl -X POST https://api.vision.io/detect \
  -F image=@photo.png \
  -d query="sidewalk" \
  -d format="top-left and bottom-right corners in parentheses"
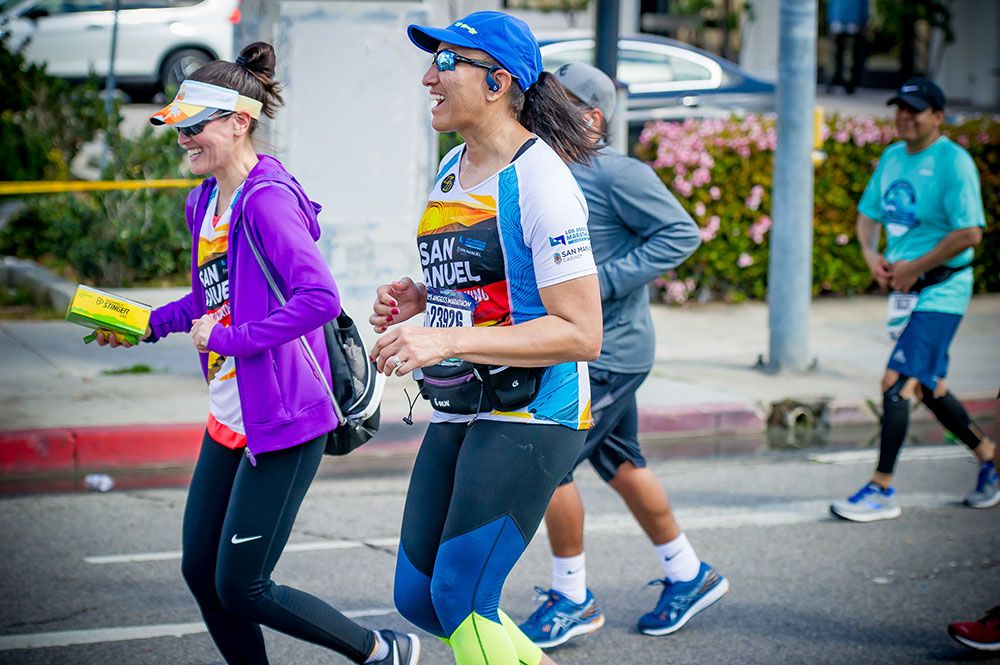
top-left (2, 260), bottom-right (998, 478)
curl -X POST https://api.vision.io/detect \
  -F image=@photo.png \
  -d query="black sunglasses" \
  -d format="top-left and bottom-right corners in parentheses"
top-left (177, 111), bottom-right (234, 137)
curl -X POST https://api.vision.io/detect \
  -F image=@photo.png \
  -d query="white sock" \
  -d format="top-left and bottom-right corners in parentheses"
top-left (365, 631), bottom-right (389, 663)
top-left (655, 533), bottom-right (701, 583)
top-left (551, 553), bottom-right (587, 604)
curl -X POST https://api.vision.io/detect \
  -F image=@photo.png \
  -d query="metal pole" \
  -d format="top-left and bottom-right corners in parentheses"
top-left (99, 0), bottom-right (120, 173)
top-left (767, 0), bottom-right (817, 373)
top-left (594, 0), bottom-right (620, 77)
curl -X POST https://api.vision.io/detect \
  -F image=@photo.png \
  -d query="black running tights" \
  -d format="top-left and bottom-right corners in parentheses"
top-left (181, 431), bottom-right (374, 664)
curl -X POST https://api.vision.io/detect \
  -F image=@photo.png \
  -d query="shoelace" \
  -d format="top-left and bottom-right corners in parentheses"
top-left (527, 587), bottom-right (557, 621)
top-left (979, 606), bottom-right (1000, 627)
top-left (849, 483), bottom-right (882, 502)
top-left (647, 578), bottom-right (695, 614)
top-left (975, 464), bottom-right (997, 492)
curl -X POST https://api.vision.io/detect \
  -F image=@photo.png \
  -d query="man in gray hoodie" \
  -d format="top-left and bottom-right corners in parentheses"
top-left (518, 62), bottom-right (728, 648)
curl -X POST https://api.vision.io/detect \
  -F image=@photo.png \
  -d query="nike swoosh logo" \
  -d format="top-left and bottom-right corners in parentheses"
top-left (567, 568), bottom-right (583, 575)
top-left (231, 534), bottom-right (262, 545)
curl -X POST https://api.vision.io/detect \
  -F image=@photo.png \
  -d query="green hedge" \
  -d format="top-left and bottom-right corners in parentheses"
top-left (0, 35), bottom-right (191, 287)
top-left (0, 126), bottom-right (191, 287)
top-left (0, 35), bottom-right (107, 181)
top-left (633, 114), bottom-right (1000, 304)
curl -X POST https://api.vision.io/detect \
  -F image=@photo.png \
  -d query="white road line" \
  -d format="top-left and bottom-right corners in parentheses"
top-left (808, 444), bottom-right (971, 465)
top-left (577, 492), bottom-right (959, 533)
top-left (84, 538), bottom-right (400, 565)
top-left (0, 609), bottom-right (396, 651)
top-left (84, 486), bottom-right (967, 567)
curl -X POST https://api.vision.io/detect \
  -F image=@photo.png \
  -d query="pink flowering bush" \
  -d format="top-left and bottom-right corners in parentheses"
top-left (635, 113), bottom-right (1000, 304)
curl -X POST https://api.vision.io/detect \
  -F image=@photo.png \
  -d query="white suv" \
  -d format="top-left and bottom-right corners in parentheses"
top-left (1, 0), bottom-right (237, 92)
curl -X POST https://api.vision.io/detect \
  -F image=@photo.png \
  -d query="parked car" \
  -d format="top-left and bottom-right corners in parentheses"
top-left (538, 33), bottom-right (775, 125)
top-left (0, 0), bottom-right (237, 94)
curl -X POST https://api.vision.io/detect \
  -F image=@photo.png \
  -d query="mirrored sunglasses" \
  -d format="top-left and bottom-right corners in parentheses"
top-left (177, 111), bottom-right (234, 137)
top-left (433, 49), bottom-right (499, 75)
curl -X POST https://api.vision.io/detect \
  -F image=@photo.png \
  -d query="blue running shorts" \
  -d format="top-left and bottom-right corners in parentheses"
top-left (886, 310), bottom-right (963, 391)
top-left (560, 369), bottom-right (649, 485)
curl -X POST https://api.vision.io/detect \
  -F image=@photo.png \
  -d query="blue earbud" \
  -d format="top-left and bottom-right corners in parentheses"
top-left (486, 67), bottom-right (501, 92)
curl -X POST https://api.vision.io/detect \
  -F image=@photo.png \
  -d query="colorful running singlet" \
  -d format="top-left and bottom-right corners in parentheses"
top-left (198, 184), bottom-right (246, 448)
top-left (418, 140), bottom-right (596, 430)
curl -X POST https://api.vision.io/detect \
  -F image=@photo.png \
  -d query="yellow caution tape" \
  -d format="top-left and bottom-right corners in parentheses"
top-left (0, 179), bottom-right (202, 195)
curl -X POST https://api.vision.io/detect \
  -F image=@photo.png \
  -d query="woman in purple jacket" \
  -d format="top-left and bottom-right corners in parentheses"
top-left (96, 42), bottom-right (419, 665)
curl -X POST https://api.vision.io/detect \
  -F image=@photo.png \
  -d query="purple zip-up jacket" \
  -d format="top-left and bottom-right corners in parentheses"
top-left (148, 155), bottom-right (340, 458)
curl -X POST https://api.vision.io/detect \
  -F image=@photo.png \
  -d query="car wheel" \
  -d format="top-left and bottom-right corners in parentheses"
top-left (161, 48), bottom-right (211, 93)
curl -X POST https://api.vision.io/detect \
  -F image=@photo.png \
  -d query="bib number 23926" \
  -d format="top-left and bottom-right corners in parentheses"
top-left (424, 287), bottom-right (476, 328)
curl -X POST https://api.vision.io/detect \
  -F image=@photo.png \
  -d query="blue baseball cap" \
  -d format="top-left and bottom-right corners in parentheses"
top-left (407, 11), bottom-right (543, 90)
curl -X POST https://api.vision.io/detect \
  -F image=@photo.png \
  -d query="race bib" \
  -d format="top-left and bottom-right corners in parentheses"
top-left (424, 287), bottom-right (477, 328)
top-left (887, 291), bottom-right (918, 341)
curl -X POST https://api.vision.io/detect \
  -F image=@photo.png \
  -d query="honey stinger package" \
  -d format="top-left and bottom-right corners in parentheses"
top-left (65, 285), bottom-right (152, 345)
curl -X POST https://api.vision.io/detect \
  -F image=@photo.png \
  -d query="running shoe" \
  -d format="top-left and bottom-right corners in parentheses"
top-left (964, 460), bottom-right (999, 509)
top-left (518, 587), bottom-right (605, 648)
top-left (372, 629), bottom-right (420, 665)
top-left (830, 482), bottom-right (901, 522)
top-left (948, 606), bottom-right (1000, 651)
top-left (637, 562), bottom-right (729, 636)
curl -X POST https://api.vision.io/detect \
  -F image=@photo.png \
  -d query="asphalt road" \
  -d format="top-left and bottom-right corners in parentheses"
top-left (2, 443), bottom-right (998, 665)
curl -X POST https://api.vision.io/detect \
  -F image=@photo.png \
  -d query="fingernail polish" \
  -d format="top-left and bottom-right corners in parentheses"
top-left (391, 308), bottom-right (399, 315)
top-left (386, 316), bottom-right (394, 322)
top-left (390, 301), bottom-right (397, 307)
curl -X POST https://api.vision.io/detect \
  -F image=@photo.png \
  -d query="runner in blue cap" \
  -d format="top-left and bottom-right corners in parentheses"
top-left (369, 10), bottom-right (602, 665)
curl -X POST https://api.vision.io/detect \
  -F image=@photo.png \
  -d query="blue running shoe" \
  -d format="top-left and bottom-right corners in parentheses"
top-left (830, 482), bottom-right (901, 522)
top-left (637, 562), bottom-right (729, 636)
top-left (965, 460), bottom-right (1000, 509)
top-left (518, 587), bottom-right (605, 648)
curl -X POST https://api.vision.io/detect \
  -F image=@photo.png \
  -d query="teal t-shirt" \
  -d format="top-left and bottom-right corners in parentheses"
top-left (858, 136), bottom-right (985, 315)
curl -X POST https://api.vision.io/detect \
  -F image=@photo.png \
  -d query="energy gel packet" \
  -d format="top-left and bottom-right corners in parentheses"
top-left (65, 285), bottom-right (151, 345)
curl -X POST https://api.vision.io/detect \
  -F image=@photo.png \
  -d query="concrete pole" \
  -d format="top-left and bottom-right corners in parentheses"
top-left (99, 0), bottom-right (120, 173)
top-left (767, 0), bottom-right (816, 372)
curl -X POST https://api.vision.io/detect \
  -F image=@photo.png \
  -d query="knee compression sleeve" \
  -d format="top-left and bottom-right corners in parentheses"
top-left (920, 390), bottom-right (985, 450)
top-left (877, 377), bottom-right (911, 475)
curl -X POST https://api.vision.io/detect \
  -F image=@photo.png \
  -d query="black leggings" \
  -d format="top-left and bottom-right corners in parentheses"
top-left (877, 378), bottom-right (985, 475)
top-left (181, 431), bottom-right (375, 664)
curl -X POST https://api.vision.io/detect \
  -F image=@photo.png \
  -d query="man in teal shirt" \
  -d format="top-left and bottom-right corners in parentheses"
top-left (831, 78), bottom-right (997, 522)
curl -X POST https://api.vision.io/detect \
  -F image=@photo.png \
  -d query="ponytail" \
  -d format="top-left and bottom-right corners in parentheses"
top-left (188, 41), bottom-right (284, 135)
top-left (510, 71), bottom-right (598, 165)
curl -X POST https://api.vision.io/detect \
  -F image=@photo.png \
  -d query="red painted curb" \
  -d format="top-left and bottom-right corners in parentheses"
top-left (0, 429), bottom-right (77, 474)
top-left (638, 403), bottom-right (765, 437)
top-left (1, 396), bottom-right (993, 476)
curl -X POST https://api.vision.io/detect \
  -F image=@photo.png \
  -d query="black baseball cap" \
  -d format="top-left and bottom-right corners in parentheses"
top-left (887, 77), bottom-right (945, 111)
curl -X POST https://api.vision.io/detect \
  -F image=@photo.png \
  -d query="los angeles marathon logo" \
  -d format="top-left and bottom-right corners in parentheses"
top-left (549, 226), bottom-right (590, 247)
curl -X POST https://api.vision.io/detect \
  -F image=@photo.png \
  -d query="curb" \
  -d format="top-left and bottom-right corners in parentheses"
top-left (1, 256), bottom-right (76, 313)
top-left (2, 397), bottom-right (995, 478)
top-left (0, 421), bottom-right (430, 477)
top-left (0, 403), bottom-right (766, 477)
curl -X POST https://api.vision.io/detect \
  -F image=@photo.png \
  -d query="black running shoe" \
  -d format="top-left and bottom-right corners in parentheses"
top-left (373, 629), bottom-right (420, 665)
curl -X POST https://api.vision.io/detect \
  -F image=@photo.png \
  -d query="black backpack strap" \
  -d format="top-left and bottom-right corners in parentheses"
top-left (238, 181), bottom-right (345, 423)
